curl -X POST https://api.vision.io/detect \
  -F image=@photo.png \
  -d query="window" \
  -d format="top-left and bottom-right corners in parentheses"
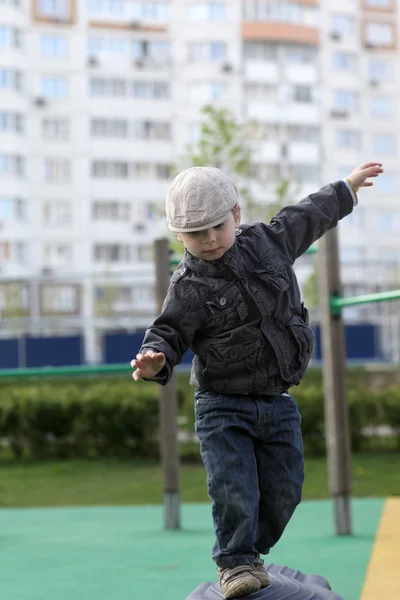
top-left (340, 247), bottom-right (364, 265)
top-left (0, 242), bottom-right (27, 264)
top-left (0, 112), bottom-right (24, 133)
top-left (243, 1), bottom-right (317, 26)
top-left (245, 82), bottom-right (277, 101)
top-left (332, 51), bottom-right (357, 71)
top-left (41, 285), bottom-right (78, 313)
top-left (291, 85), bottom-right (313, 103)
top-left (137, 244), bottom-right (153, 262)
top-left (43, 201), bottom-right (72, 225)
top-left (41, 75), bottom-right (68, 98)
top-left (91, 119), bottom-right (128, 137)
top-left (0, 155), bottom-right (25, 176)
top-left (43, 243), bottom-right (72, 265)
top-left (88, 36), bottom-right (128, 57)
top-left (374, 173), bottom-right (396, 193)
top-left (42, 118), bottom-right (70, 140)
top-left (284, 45), bottom-right (317, 64)
top-left (365, 22), bottom-right (394, 46)
top-left (289, 164), bottom-right (320, 182)
top-left (248, 163), bottom-right (280, 181)
top-left (375, 211), bottom-right (398, 232)
top-left (0, 197), bottom-right (26, 220)
top-left (130, 120), bottom-right (171, 140)
top-left (44, 159), bottom-right (71, 182)
top-left (131, 81), bottom-right (169, 98)
top-left (92, 161), bottom-right (128, 179)
top-left (40, 34), bottom-right (68, 57)
top-left (209, 81), bottom-right (227, 101)
top-left (373, 133), bottom-right (396, 155)
top-left (92, 201), bottom-right (130, 221)
top-left (0, 68), bottom-right (22, 90)
top-left (188, 41), bottom-right (227, 61)
top-left (90, 77), bottom-right (126, 96)
top-left (0, 26), bottom-right (22, 48)
top-left (336, 130), bottom-right (361, 149)
top-left (340, 206), bottom-right (364, 229)
top-left (188, 81), bottom-right (227, 103)
top-left (87, 0), bottom-right (125, 15)
top-left (131, 2), bottom-right (169, 21)
top-left (365, 0), bottom-right (392, 8)
top-left (133, 39), bottom-right (170, 62)
top-left (38, 0), bottom-right (69, 18)
top-left (89, 78), bottom-right (169, 98)
top-left (331, 14), bottom-right (355, 36)
top-left (133, 285), bottom-right (155, 305)
top-left (244, 41), bottom-right (277, 61)
top-left (91, 161), bottom-right (171, 179)
top-left (0, 0), bottom-right (22, 5)
top-left (369, 59), bottom-right (393, 82)
top-left (370, 97), bottom-right (395, 117)
top-left (188, 2), bottom-right (226, 21)
top-left (333, 90), bottom-right (359, 112)
top-left (93, 244), bottom-right (131, 263)
top-left (288, 126), bottom-right (319, 142)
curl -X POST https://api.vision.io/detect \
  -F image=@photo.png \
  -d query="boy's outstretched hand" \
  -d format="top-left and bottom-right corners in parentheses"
top-left (131, 351), bottom-right (166, 382)
top-left (346, 162), bottom-right (384, 193)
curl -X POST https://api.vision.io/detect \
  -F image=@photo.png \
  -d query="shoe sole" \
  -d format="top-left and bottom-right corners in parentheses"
top-left (223, 578), bottom-right (261, 599)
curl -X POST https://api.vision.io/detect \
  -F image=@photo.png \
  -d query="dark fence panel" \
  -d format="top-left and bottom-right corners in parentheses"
top-left (25, 335), bottom-right (82, 367)
top-left (0, 339), bottom-right (19, 369)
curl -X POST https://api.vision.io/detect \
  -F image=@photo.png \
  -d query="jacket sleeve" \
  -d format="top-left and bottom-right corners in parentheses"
top-left (138, 281), bottom-right (200, 386)
top-left (264, 180), bottom-right (354, 265)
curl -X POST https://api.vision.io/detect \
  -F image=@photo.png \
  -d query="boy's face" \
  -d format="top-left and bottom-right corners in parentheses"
top-left (176, 206), bottom-right (241, 261)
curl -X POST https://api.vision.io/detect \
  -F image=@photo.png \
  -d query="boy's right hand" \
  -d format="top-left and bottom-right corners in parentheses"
top-left (131, 351), bottom-right (166, 382)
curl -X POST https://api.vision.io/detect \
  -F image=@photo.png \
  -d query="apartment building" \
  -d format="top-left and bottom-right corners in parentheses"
top-left (1, 0), bottom-right (399, 357)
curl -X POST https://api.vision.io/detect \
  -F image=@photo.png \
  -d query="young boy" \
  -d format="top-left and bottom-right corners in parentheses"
top-left (131, 162), bottom-right (383, 599)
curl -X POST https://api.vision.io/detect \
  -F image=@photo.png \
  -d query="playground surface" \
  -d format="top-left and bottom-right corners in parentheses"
top-left (1, 498), bottom-right (398, 600)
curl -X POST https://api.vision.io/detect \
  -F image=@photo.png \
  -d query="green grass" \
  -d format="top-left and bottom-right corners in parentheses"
top-left (0, 452), bottom-right (399, 508)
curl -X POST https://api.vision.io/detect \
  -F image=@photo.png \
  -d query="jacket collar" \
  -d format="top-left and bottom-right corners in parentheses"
top-left (183, 239), bottom-right (239, 276)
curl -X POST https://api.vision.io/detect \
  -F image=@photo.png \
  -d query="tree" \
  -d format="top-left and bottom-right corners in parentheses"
top-left (182, 104), bottom-right (295, 224)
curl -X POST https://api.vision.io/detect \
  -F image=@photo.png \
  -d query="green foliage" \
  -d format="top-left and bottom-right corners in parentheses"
top-left (183, 104), bottom-right (293, 223)
top-left (0, 375), bottom-right (399, 461)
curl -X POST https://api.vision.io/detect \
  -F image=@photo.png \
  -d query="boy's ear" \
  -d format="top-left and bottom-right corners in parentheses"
top-left (175, 233), bottom-right (184, 242)
top-left (233, 204), bottom-right (241, 226)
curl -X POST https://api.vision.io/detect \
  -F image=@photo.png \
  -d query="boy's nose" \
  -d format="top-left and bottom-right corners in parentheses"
top-left (204, 229), bottom-right (216, 243)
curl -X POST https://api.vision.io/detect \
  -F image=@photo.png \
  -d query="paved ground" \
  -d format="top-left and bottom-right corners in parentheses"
top-left (0, 499), bottom-right (389, 600)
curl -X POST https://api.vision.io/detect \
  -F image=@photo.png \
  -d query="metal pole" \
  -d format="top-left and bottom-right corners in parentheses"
top-left (154, 238), bottom-right (180, 530)
top-left (318, 228), bottom-right (352, 535)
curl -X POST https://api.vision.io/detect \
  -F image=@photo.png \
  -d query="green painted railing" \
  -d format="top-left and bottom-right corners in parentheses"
top-left (330, 289), bottom-right (400, 314)
top-left (0, 363), bottom-right (130, 379)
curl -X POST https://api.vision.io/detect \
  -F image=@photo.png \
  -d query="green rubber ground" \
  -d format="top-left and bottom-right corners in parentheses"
top-left (1, 499), bottom-right (383, 600)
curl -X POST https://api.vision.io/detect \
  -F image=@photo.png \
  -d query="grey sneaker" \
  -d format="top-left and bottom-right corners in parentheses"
top-left (217, 565), bottom-right (261, 598)
top-left (251, 564), bottom-right (270, 588)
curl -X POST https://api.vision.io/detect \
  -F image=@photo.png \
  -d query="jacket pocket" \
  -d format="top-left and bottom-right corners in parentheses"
top-left (252, 253), bottom-right (290, 295)
top-left (284, 304), bottom-right (314, 381)
top-left (206, 334), bottom-right (263, 393)
top-left (205, 284), bottom-right (248, 331)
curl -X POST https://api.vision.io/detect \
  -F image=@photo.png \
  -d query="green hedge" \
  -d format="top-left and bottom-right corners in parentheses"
top-left (0, 378), bottom-right (399, 460)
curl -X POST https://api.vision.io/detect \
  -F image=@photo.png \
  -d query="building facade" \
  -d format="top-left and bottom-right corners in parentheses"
top-left (1, 0), bottom-right (399, 360)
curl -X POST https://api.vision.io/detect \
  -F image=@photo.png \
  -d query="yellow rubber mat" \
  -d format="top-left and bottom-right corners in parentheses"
top-left (361, 497), bottom-right (400, 599)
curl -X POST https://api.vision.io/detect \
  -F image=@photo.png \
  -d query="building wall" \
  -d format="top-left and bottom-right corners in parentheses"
top-left (1, 0), bottom-right (400, 352)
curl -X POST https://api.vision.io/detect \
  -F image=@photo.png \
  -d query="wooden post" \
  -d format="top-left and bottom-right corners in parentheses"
top-left (318, 228), bottom-right (352, 535)
top-left (154, 238), bottom-right (180, 530)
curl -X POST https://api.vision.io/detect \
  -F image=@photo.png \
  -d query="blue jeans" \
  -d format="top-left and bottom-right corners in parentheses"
top-left (194, 390), bottom-right (304, 569)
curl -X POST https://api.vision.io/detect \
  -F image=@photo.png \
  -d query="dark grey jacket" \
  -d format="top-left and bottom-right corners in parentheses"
top-left (140, 181), bottom-right (353, 394)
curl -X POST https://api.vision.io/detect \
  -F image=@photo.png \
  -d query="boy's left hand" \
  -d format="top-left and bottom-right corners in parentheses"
top-left (346, 162), bottom-right (384, 194)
